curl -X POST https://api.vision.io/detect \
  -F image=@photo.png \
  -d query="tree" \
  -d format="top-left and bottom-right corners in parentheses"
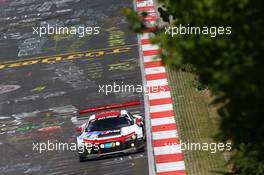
top-left (124, 0), bottom-right (264, 174)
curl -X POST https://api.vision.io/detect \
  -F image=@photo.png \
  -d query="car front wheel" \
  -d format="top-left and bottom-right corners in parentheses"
top-left (79, 156), bottom-right (86, 162)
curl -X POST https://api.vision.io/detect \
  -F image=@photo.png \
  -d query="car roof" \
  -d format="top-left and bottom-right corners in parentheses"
top-left (88, 110), bottom-right (128, 121)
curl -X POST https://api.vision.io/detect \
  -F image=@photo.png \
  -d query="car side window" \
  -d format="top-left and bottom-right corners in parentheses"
top-left (126, 112), bottom-right (135, 125)
top-left (85, 120), bottom-right (93, 132)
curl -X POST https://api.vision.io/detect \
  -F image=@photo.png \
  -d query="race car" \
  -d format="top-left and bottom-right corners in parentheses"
top-left (76, 110), bottom-right (145, 161)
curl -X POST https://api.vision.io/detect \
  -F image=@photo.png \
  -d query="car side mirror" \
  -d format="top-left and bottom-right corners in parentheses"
top-left (135, 118), bottom-right (142, 126)
top-left (75, 127), bottom-right (82, 132)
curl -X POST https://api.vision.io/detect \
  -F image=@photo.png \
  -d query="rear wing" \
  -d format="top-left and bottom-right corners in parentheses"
top-left (79, 100), bottom-right (141, 115)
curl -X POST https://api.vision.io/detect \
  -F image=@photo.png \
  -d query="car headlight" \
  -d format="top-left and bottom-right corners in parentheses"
top-left (116, 141), bottom-right (120, 146)
top-left (131, 134), bottom-right (137, 140)
top-left (126, 134), bottom-right (137, 141)
top-left (100, 144), bottom-right (105, 149)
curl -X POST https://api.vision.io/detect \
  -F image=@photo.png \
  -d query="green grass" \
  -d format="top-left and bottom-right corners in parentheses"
top-left (167, 67), bottom-right (228, 175)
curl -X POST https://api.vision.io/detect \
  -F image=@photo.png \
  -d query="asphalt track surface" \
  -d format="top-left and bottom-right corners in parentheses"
top-left (0, 0), bottom-right (148, 174)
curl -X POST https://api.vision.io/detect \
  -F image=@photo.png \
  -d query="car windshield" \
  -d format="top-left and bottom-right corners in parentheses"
top-left (87, 115), bottom-right (133, 131)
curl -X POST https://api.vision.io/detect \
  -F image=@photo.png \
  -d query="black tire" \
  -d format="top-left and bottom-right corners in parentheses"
top-left (141, 124), bottom-right (146, 141)
top-left (79, 156), bottom-right (86, 162)
top-left (140, 145), bottom-right (145, 152)
top-left (137, 140), bottom-right (145, 152)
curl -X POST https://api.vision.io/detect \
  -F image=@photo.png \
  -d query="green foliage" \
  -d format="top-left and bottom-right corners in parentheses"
top-left (124, 0), bottom-right (264, 174)
top-left (122, 8), bottom-right (147, 33)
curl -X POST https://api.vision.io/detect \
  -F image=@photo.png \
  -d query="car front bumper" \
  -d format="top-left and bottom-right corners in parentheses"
top-left (79, 139), bottom-right (145, 160)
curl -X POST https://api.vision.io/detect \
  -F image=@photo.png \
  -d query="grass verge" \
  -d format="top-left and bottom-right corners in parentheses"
top-left (167, 67), bottom-right (228, 175)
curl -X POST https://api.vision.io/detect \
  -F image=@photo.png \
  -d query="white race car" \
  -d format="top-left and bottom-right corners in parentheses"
top-left (76, 110), bottom-right (145, 161)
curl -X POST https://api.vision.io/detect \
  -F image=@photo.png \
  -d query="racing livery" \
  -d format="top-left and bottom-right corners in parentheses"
top-left (76, 110), bottom-right (145, 161)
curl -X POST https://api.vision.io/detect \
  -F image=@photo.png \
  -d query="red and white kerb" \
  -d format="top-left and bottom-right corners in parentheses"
top-left (135, 0), bottom-right (186, 174)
